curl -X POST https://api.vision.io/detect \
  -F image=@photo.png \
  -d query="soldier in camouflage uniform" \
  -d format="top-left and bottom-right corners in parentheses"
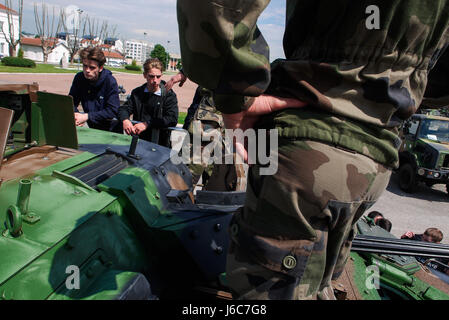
top-left (184, 87), bottom-right (225, 186)
top-left (183, 87), bottom-right (244, 191)
top-left (177, 0), bottom-right (449, 299)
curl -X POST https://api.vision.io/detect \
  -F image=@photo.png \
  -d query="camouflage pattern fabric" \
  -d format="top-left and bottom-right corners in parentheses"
top-left (177, 0), bottom-right (449, 300)
top-left (226, 140), bottom-right (391, 299)
top-left (177, 0), bottom-right (449, 168)
top-left (421, 45), bottom-right (449, 108)
top-left (185, 93), bottom-right (226, 185)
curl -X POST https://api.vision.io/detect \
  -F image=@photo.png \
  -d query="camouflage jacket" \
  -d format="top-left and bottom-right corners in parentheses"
top-left (177, 0), bottom-right (449, 168)
top-left (422, 46), bottom-right (449, 109)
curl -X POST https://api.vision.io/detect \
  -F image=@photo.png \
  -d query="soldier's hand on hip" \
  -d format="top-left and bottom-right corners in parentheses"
top-left (222, 95), bottom-right (306, 162)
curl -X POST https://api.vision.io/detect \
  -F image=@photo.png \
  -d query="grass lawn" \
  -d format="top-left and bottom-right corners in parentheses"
top-left (178, 112), bottom-right (187, 125)
top-left (0, 63), bottom-right (178, 76)
top-left (0, 63), bottom-right (78, 73)
top-left (106, 67), bottom-right (178, 76)
top-left (105, 67), bottom-right (142, 74)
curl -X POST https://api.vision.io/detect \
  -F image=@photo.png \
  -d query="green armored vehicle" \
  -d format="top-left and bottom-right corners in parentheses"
top-left (1, 82), bottom-right (449, 300)
top-left (398, 114), bottom-right (449, 194)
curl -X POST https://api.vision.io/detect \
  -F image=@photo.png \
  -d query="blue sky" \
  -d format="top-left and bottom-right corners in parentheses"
top-left (20, 0), bottom-right (286, 61)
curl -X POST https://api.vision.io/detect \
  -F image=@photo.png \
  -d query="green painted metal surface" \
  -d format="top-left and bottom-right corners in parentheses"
top-left (354, 219), bottom-right (449, 300)
top-left (32, 92), bottom-right (78, 149)
top-left (1, 202), bottom-right (149, 300)
top-left (77, 126), bottom-right (132, 147)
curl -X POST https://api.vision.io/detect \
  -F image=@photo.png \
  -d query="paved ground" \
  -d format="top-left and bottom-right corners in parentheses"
top-left (0, 72), bottom-right (197, 112)
top-left (370, 173), bottom-right (449, 244)
top-left (2, 72), bottom-right (448, 243)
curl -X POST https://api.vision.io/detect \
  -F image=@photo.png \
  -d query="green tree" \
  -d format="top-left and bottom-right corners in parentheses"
top-left (150, 44), bottom-right (169, 70)
top-left (176, 60), bottom-right (182, 71)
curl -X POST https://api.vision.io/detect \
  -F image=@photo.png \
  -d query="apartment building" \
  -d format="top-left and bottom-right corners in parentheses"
top-left (125, 40), bottom-right (153, 63)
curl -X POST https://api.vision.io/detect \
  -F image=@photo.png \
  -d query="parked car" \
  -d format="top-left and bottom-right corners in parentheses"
top-left (107, 61), bottom-right (122, 68)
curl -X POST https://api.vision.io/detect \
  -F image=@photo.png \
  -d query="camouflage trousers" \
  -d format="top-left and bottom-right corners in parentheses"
top-left (226, 139), bottom-right (391, 300)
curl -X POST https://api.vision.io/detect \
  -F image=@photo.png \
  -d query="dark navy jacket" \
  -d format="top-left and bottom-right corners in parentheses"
top-left (69, 69), bottom-right (121, 132)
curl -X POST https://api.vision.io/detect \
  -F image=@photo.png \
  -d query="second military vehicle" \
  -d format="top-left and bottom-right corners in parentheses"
top-left (398, 114), bottom-right (449, 194)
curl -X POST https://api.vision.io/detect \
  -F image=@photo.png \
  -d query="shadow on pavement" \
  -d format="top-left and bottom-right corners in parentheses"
top-left (386, 173), bottom-right (449, 203)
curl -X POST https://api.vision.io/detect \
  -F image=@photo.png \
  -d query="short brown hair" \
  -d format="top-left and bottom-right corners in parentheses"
top-left (424, 228), bottom-right (443, 243)
top-left (80, 47), bottom-right (106, 67)
top-left (143, 58), bottom-right (164, 74)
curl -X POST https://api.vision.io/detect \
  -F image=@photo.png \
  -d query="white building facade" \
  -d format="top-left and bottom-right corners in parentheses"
top-left (0, 4), bottom-right (19, 57)
top-left (21, 37), bottom-right (70, 64)
top-left (167, 53), bottom-right (181, 72)
top-left (125, 40), bottom-right (153, 63)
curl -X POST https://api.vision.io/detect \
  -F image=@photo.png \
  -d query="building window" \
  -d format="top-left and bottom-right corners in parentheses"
top-left (0, 43), bottom-right (4, 54)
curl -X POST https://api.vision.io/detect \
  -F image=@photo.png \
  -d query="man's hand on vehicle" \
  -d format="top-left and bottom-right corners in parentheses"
top-left (123, 119), bottom-right (136, 135)
top-left (74, 112), bottom-right (88, 126)
top-left (134, 122), bottom-right (148, 135)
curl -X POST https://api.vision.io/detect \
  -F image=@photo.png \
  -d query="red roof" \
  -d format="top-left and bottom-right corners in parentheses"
top-left (81, 39), bottom-right (100, 45)
top-left (0, 4), bottom-right (18, 15)
top-left (21, 37), bottom-right (58, 47)
top-left (103, 51), bottom-right (124, 59)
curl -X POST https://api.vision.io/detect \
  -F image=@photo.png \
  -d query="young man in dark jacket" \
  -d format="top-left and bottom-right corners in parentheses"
top-left (69, 47), bottom-right (122, 132)
top-left (118, 58), bottom-right (178, 147)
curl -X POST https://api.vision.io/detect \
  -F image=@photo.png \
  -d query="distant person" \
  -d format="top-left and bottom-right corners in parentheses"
top-left (118, 58), bottom-right (178, 147)
top-left (376, 218), bottom-right (392, 232)
top-left (367, 211), bottom-right (384, 224)
top-left (401, 227), bottom-right (448, 274)
top-left (183, 86), bottom-right (202, 131)
top-left (401, 228), bottom-right (443, 243)
top-left (69, 47), bottom-right (122, 133)
top-left (366, 211), bottom-right (392, 232)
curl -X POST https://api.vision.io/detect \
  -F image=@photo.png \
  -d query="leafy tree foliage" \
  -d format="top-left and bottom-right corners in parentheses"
top-left (150, 44), bottom-right (169, 70)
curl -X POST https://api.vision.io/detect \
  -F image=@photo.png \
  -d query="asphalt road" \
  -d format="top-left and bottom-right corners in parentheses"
top-left (369, 173), bottom-right (449, 244)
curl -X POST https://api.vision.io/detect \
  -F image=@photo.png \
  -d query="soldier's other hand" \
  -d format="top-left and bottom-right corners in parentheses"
top-left (165, 72), bottom-right (187, 91)
top-left (134, 122), bottom-right (148, 135)
top-left (74, 112), bottom-right (88, 126)
top-left (222, 95), bottom-right (306, 162)
top-left (123, 119), bottom-right (135, 135)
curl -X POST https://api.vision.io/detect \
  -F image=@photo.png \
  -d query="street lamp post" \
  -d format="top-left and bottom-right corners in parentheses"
top-left (166, 40), bottom-right (170, 72)
top-left (76, 9), bottom-right (83, 71)
top-left (143, 32), bottom-right (147, 62)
